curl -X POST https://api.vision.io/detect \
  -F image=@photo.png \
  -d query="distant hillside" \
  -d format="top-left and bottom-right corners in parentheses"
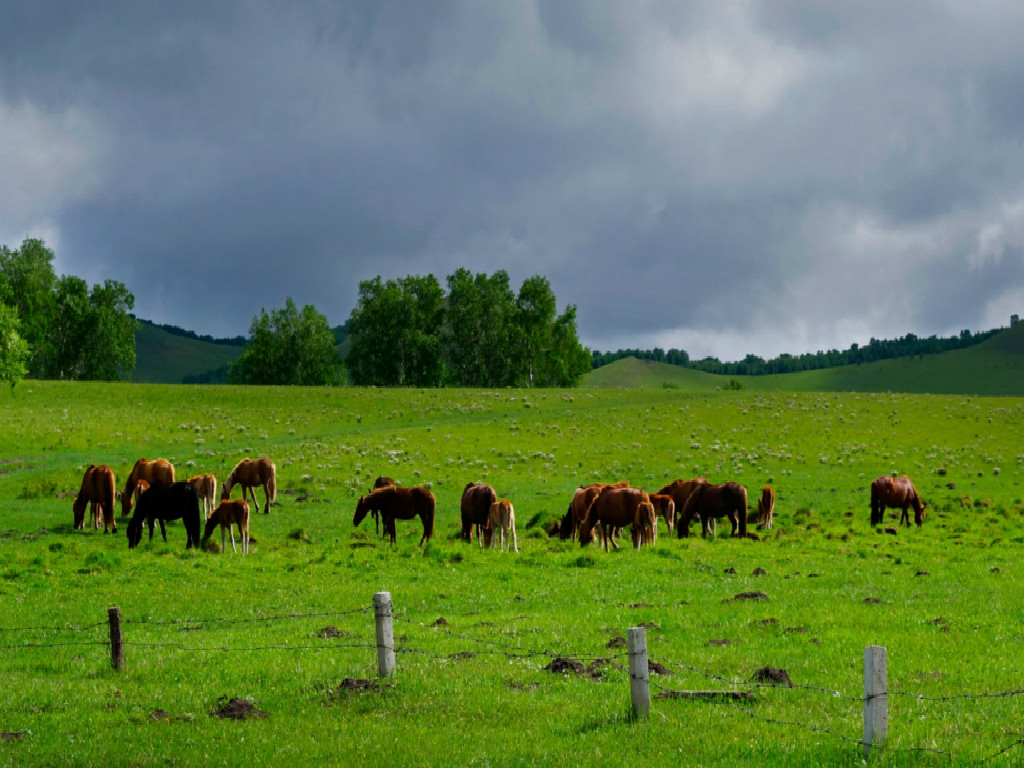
top-left (133, 321), bottom-right (243, 383)
top-left (583, 323), bottom-right (1024, 396)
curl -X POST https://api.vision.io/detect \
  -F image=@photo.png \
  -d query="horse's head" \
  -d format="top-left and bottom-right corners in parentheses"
top-left (120, 490), bottom-right (133, 517)
top-left (126, 516), bottom-right (142, 548)
top-left (916, 501), bottom-right (927, 526)
top-left (72, 496), bottom-right (87, 529)
top-left (353, 495), bottom-right (369, 527)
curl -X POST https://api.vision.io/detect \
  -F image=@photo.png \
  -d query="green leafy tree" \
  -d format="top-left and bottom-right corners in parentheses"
top-left (347, 275), bottom-right (444, 386)
top-left (533, 304), bottom-right (591, 387)
top-left (80, 280), bottom-right (138, 380)
top-left (0, 303), bottom-right (30, 388)
top-left (442, 268), bottom-right (517, 386)
top-left (230, 298), bottom-right (343, 386)
top-left (0, 239), bottom-right (56, 376)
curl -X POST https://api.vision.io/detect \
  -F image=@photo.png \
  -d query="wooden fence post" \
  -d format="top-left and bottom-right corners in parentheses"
top-left (627, 626), bottom-right (650, 719)
top-left (863, 645), bottom-right (887, 758)
top-left (108, 606), bottom-right (125, 671)
top-left (373, 591), bottom-right (396, 679)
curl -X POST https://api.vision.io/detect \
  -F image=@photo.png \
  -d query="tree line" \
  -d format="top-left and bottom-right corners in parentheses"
top-left (591, 328), bottom-right (1002, 376)
top-left (0, 239), bottom-right (137, 387)
top-left (230, 269), bottom-right (590, 387)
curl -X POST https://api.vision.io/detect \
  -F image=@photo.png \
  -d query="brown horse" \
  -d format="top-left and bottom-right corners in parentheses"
top-left (73, 464), bottom-right (116, 533)
top-left (648, 493), bottom-right (676, 536)
top-left (757, 486), bottom-right (776, 530)
top-left (202, 499), bottom-right (250, 554)
top-left (579, 486), bottom-right (653, 551)
top-left (222, 458), bottom-right (277, 514)
top-left (871, 475), bottom-right (926, 526)
top-left (678, 482), bottom-right (749, 538)
top-left (461, 482), bottom-right (497, 545)
top-left (354, 486), bottom-right (435, 546)
top-left (631, 500), bottom-right (657, 548)
top-left (187, 473), bottom-right (218, 520)
top-left (370, 476), bottom-right (396, 535)
top-left (659, 478), bottom-right (737, 538)
top-left (560, 481), bottom-right (629, 541)
top-left (133, 479), bottom-right (150, 508)
top-left (121, 458), bottom-right (174, 517)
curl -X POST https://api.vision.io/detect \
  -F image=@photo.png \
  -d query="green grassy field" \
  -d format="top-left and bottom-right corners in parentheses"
top-left (1, 382), bottom-right (1023, 766)
top-left (584, 322), bottom-right (1024, 396)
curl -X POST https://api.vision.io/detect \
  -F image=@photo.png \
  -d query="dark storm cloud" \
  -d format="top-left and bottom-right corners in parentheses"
top-left (4, 1), bottom-right (1024, 359)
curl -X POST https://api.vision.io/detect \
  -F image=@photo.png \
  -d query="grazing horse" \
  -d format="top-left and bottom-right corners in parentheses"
top-left (133, 479), bottom-right (150, 508)
top-left (187, 474), bottom-right (218, 520)
top-left (121, 458), bottom-right (175, 517)
top-left (487, 499), bottom-right (518, 553)
top-left (757, 486), bottom-right (776, 530)
top-left (73, 464), bottom-right (117, 533)
top-left (127, 482), bottom-right (201, 550)
top-left (871, 475), bottom-right (926, 526)
top-left (579, 486), bottom-right (653, 551)
top-left (461, 482), bottom-right (497, 545)
top-left (678, 482), bottom-right (749, 539)
top-left (560, 481), bottom-right (629, 541)
top-left (648, 493), bottom-right (676, 537)
top-left (631, 501), bottom-right (657, 549)
top-left (370, 476), bottom-right (396, 535)
top-left (659, 478), bottom-right (734, 538)
top-left (202, 499), bottom-right (250, 554)
top-left (222, 458), bottom-right (276, 515)
top-left (354, 486), bottom-right (435, 546)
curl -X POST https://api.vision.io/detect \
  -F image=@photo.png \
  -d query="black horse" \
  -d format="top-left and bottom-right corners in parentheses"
top-left (127, 482), bottom-right (202, 549)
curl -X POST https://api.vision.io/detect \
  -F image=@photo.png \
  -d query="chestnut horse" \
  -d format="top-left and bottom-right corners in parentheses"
top-left (354, 486), bottom-right (435, 546)
top-left (659, 478), bottom-right (734, 538)
top-left (222, 458), bottom-right (276, 515)
top-left (202, 499), bottom-right (250, 554)
top-left (631, 500), bottom-right (657, 549)
top-left (461, 482), bottom-right (497, 545)
top-left (121, 458), bottom-right (175, 517)
top-left (579, 486), bottom-right (653, 551)
top-left (757, 486), bottom-right (776, 530)
top-left (488, 499), bottom-right (518, 553)
top-left (127, 481), bottom-right (201, 550)
top-left (73, 464), bottom-right (116, 533)
top-left (560, 481), bottom-right (629, 541)
top-left (678, 482), bottom-right (749, 538)
top-left (370, 476), bottom-right (396, 535)
top-left (871, 475), bottom-right (926, 526)
top-left (648, 493), bottom-right (676, 537)
top-left (187, 474), bottom-right (218, 520)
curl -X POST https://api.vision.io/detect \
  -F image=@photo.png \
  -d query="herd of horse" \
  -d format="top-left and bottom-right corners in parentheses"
top-left (71, 456), bottom-right (277, 552)
top-left (349, 473), bottom-right (927, 551)
top-left (73, 452), bottom-right (926, 553)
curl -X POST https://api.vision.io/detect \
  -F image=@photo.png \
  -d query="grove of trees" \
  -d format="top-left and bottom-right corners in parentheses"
top-left (346, 269), bottom-right (590, 387)
top-left (230, 298), bottom-right (344, 386)
top-left (0, 239), bottom-right (137, 386)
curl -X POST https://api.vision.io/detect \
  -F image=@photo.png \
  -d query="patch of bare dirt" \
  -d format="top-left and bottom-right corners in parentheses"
top-left (450, 651), bottom-right (476, 660)
top-left (336, 678), bottom-right (377, 693)
top-left (209, 697), bottom-right (267, 720)
top-left (732, 591), bottom-right (769, 602)
top-left (752, 567), bottom-right (767, 576)
top-left (607, 636), bottom-right (626, 649)
top-left (647, 660), bottom-right (669, 675)
top-left (543, 657), bottom-right (586, 675)
top-left (753, 667), bottom-right (793, 687)
top-left (707, 638), bottom-right (734, 646)
top-left (1, 732), bottom-right (25, 741)
top-left (784, 626), bottom-right (808, 634)
top-left (863, 597), bottom-right (885, 604)
top-left (431, 617), bottom-right (448, 627)
top-left (317, 626), bottom-right (349, 639)
top-left (753, 618), bottom-right (778, 627)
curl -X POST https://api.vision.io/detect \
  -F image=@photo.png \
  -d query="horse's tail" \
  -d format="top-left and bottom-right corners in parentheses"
top-left (421, 493), bottom-right (435, 545)
top-left (267, 464), bottom-right (277, 502)
top-left (737, 484), bottom-right (748, 538)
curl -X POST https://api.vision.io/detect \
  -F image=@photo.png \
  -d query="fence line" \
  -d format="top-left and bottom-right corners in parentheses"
top-left (4, 599), bottom-right (1024, 763)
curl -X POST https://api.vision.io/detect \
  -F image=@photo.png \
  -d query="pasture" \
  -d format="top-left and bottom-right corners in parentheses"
top-left (1, 381), bottom-right (1023, 766)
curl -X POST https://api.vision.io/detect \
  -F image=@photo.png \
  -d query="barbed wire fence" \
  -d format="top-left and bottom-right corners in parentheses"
top-left (1, 592), bottom-right (1023, 762)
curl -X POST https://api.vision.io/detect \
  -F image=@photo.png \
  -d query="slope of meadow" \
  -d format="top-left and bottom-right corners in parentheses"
top-left (585, 323), bottom-right (1024, 396)
top-left (1, 382), bottom-right (1023, 766)
top-left (132, 321), bottom-right (242, 383)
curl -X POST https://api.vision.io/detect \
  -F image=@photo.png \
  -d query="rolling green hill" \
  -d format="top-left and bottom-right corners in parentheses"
top-left (132, 321), bottom-right (243, 383)
top-left (583, 322), bottom-right (1024, 395)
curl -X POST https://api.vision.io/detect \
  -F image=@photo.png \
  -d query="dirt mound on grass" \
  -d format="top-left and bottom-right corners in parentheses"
top-left (753, 667), bottom-right (793, 687)
top-left (210, 697), bottom-right (267, 720)
top-left (544, 657), bottom-right (586, 675)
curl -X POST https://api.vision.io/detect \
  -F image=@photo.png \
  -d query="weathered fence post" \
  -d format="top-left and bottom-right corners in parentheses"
top-left (373, 591), bottom-right (396, 679)
top-left (108, 606), bottom-right (125, 671)
top-left (863, 645), bottom-right (887, 758)
top-left (627, 626), bottom-right (650, 719)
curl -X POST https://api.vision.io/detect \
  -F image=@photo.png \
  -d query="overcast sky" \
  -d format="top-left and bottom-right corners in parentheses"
top-left (3, 2), bottom-right (1024, 361)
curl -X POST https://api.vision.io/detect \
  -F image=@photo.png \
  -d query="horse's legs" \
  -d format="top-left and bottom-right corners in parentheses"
top-left (221, 525), bottom-right (227, 554)
top-left (263, 483), bottom-right (270, 514)
top-left (160, 519), bottom-right (167, 542)
top-left (228, 524), bottom-right (237, 554)
top-left (510, 523), bottom-right (518, 554)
